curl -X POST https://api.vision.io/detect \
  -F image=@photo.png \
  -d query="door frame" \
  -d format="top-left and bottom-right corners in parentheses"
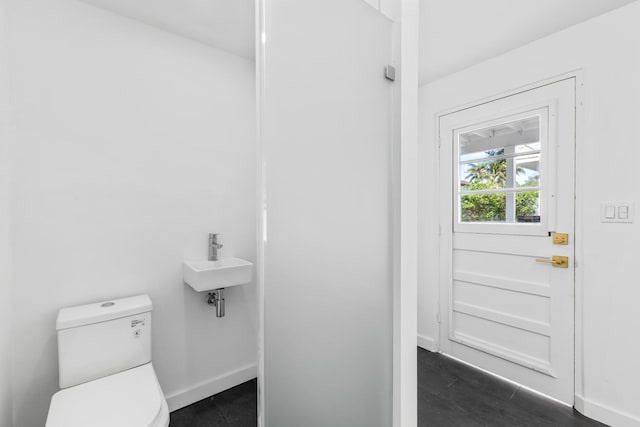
top-left (434, 71), bottom-right (584, 406)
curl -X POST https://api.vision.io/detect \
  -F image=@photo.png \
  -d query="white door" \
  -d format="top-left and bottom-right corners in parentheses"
top-left (438, 78), bottom-right (576, 404)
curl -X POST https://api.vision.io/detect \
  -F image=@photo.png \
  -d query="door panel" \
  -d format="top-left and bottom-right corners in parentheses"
top-left (259, 0), bottom-right (394, 426)
top-left (439, 79), bottom-right (576, 403)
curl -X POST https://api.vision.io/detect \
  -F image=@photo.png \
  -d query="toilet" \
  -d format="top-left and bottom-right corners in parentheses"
top-left (46, 295), bottom-right (170, 427)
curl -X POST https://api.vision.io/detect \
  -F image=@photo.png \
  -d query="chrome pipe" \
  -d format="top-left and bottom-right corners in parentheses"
top-left (207, 289), bottom-right (225, 317)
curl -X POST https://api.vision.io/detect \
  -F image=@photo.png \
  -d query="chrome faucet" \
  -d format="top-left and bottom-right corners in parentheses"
top-left (208, 233), bottom-right (223, 261)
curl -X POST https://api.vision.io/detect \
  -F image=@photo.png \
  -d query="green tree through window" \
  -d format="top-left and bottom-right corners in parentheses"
top-left (461, 150), bottom-right (539, 222)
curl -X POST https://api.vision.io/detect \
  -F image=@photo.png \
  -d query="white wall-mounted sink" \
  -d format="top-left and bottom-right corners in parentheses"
top-left (183, 258), bottom-right (253, 292)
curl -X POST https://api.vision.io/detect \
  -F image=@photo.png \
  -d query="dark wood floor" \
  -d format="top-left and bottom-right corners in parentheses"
top-left (170, 379), bottom-right (257, 427)
top-left (418, 348), bottom-right (605, 427)
top-left (170, 348), bottom-right (606, 426)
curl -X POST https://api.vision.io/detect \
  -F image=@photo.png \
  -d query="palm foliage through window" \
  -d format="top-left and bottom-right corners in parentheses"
top-left (460, 149), bottom-right (539, 222)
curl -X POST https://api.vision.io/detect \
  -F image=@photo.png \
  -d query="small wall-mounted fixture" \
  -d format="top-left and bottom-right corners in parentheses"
top-left (182, 233), bottom-right (253, 318)
top-left (384, 65), bottom-right (396, 81)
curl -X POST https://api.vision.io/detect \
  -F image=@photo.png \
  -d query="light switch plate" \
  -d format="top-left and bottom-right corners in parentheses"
top-left (601, 201), bottom-right (634, 223)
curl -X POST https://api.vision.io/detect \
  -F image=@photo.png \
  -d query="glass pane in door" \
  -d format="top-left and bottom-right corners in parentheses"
top-left (457, 115), bottom-right (542, 224)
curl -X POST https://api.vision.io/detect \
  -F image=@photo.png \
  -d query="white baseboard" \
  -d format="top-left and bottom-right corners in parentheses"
top-left (575, 395), bottom-right (640, 427)
top-left (166, 363), bottom-right (257, 412)
top-left (417, 334), bottom-right (437, 352)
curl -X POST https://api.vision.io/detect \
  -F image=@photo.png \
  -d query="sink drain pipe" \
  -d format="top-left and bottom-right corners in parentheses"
top-left (207, 289), bottom-right (225, 317)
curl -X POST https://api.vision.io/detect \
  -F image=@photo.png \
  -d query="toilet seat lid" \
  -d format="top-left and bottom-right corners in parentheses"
top-left (46, 363), bottom-right (164, 427)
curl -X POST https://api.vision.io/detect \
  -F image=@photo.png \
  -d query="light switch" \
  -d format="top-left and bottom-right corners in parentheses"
top-left (605, 205), bottom-right (616, 219)
top-left (601, 201), bottom-right (634, 223)
top-left (619, 206), bottom-right (629, 219)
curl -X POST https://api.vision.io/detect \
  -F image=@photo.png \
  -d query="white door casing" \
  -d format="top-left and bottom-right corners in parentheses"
top-left (438, 78), bottom-right (576, 404)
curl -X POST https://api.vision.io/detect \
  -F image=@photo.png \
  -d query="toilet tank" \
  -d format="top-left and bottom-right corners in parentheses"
top-left (56, 295), bottom-right (152, 389)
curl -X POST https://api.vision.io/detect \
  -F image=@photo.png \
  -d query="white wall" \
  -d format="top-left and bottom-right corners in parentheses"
top-left (419, 2), bottom-right (640, 426)
top-left (0, 0), bottom-right (13, 425)
top-left (6, 1), bottom-right (256, 426)
top-left (362, 0), bottom-right (400, 21)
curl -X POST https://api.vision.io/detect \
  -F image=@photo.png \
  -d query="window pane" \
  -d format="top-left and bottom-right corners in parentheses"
top-left (458, 114), bottom-right (542, 225)
top-left (460, 190), bottom-right (541, 223)
top-left (515, 155), bottom-right (540, 188)
top-left (516, 191), bottom-right (540, 222)
top-left (461, 143), bottom-right (540, 162)
top-left (459, 115), bottom-right (540, 161)
top-left (460, 193), bottom-right (506, 222)
top-left (460, 159), bottom-right (508, 191)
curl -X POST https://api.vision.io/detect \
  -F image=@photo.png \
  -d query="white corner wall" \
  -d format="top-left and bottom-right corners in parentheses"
top-left (6, 1), bottom-right (256, 426)
top-left (419, 2), bottom-right (640, 426)
top-left (0, 1), bottom-right (13, 425)
top-left (362, 0), bottom-right (400, 21)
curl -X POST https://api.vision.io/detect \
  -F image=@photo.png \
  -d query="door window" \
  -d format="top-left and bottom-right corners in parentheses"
top-left (454, 108), bottom-right (550, 235)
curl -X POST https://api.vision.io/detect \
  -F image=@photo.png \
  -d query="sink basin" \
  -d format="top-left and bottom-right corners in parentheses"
top-left (183, 258), bottom-right (253, 292)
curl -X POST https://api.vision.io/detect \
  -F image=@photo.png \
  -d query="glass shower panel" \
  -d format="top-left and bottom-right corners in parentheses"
top-left (259, 0), bottom-right (394, 426)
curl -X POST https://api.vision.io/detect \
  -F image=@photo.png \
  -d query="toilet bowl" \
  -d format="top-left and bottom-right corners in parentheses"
top-left (45, 295), bottom-right (169, 427)
top-left (47, 363), bottom-right (169, 427)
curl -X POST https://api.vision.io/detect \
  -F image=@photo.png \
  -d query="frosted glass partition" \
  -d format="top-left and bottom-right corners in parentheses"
top-left (258, 0), bottom-right (394, 425)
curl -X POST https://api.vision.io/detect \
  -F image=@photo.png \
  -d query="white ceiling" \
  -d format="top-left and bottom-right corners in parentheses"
top-left (81, 0), bottom-right (637, 85)
top-left (419, 0), bottom-right (638, 84)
